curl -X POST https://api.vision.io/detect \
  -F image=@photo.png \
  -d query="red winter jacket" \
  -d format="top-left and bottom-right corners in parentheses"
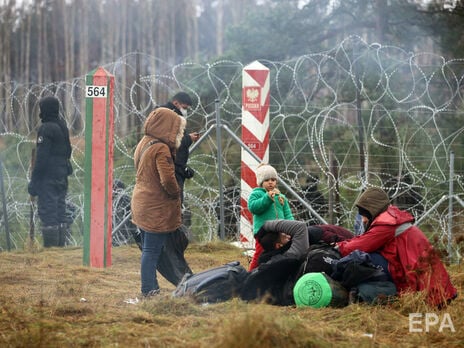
top-left (337, 206), bottom-right (457, 306)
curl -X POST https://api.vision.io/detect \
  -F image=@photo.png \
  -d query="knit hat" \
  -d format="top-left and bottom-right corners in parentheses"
top-left (255, 164), bottom-right (278, 186)
top-left (355, 187), bottom-right (390, 220)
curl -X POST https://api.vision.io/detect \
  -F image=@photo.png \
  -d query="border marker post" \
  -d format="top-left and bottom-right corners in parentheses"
top-left (240, 61), bottom-right (270, 246)
top-left (83, 67), bottom-right (115, 267)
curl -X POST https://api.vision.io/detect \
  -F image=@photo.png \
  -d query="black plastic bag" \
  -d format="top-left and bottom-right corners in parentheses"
top-left (157, 225), bottom-right (192, 286)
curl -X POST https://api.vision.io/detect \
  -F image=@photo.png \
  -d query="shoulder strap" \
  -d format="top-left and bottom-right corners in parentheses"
top-left (395, 222), bottom-right (412, 237)
top-left (135, 140), bottom-right (160, 170)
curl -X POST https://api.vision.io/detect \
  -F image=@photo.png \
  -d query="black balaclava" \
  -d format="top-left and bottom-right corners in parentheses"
top-left (39, 96), bottom-right (60, 121)
top-left (38, 96), bottom-right (72, 159)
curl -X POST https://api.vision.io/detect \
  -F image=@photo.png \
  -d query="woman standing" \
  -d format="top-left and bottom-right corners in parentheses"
top-left (131, 107), bottom-right (186, 297)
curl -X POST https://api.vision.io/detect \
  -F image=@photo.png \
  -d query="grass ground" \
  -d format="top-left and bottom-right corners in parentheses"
top-left (0, 241), bottom-right (462, 347)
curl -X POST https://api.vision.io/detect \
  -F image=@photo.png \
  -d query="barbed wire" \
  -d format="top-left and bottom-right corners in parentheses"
top-left (0, 36), bottom-right (463, 260)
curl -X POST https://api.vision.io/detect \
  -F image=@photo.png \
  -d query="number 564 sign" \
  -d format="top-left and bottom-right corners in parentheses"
top-left (86, 85), bottom-right (107, 98)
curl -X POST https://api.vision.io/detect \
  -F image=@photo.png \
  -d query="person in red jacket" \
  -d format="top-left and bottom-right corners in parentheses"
top-left (336, 187), bottom-right (457, 307)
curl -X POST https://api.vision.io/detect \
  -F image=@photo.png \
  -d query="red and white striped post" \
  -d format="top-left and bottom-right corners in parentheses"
top-left (83, 67), bottom-right (115, 267)
top-left (240, 61), bottom-right (270, 245)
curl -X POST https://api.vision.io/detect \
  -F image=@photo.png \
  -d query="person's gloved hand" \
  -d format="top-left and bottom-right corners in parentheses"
top-left (28, 181), bottom-right (38, 197)
top-left (184, 166), bottom-right (194, 179)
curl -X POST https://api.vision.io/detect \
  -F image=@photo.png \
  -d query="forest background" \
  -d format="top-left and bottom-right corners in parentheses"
top-left (2, 0), bottom-right (464, 84)
top-left (0, 0), bottom-right (463, 257)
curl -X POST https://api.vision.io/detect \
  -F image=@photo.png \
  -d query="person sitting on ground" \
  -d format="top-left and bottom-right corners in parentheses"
top-left (334, 187), bottom-right (458, 307)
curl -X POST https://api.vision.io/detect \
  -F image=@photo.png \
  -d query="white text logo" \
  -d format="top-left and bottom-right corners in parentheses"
top-left (409, 313), bottom-right (455, 333)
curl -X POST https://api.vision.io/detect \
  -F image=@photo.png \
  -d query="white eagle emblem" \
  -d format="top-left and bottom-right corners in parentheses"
top-left (37, 136), bottom-right (43, 144)
top-left (246, 88), bottom-right (259, 103)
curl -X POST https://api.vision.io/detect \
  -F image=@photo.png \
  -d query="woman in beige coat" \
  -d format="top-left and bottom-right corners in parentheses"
top-left (131, 107), bottom-right (186, 297)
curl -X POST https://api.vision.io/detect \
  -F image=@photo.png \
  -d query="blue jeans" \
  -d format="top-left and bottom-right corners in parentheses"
top-left (140, 230), bottom-right (170, 295)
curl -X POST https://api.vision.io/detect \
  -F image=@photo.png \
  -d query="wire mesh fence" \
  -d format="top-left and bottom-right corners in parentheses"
top-left (0, 36), bottom-right (463, 261)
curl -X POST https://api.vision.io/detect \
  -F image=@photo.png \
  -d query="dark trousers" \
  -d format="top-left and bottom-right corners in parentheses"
top-left (37, 177), bottom-right (68, 227)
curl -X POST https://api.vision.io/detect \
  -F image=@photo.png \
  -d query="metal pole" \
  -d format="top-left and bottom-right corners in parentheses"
top-left (135, 51), bottom-right (142, 137)
top-left (0, 159), bottom-right (11, 251)
top-left (215, 99), bottom-right (226, 240)
top-left (328, 149), bottom-right (334, 224)
top-left (353, 46), bottom-right (365, 182)
top-left (448, 151), bottom-right (454, 263)
top-left (415, 195), bottom-right (449, 226)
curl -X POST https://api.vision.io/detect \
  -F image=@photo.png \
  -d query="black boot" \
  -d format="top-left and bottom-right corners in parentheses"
top-left (42, 225), bottom-right (60, 247)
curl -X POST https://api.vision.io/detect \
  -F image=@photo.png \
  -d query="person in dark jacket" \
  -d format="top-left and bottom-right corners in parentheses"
top-left (158, 91), bottom-right (200, 202)
top-left (335, 187), bottom-right (457, 307)
top-left (28, 96), bottom-right (73, 247)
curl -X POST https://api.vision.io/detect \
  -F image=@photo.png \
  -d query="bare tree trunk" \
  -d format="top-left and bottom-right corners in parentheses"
top-left (0, 1), bottom-right (13, 131)
top-left (167, 1), bottom-right (176, 64)
top-left (61, 0), bottom-right (75, 133)
top-left (216, 0), bottom-right (223, 56)
top-left (192, 1), bottom-right (199, 61)
top-left (78, 0), bottom-right (89, 77)
top-left (25, 8), bottom-right (32, 85)
top-left (63, 0), bottom-right (74, 81)
top-left (50, 1), bottom-right (60, 82)
top-left (18, 6), bottom-right (31, 84)
top-left (36, 0), bottom-right (43, 85)
top-left (374, 0), bottom-right (387, 43)
top-left (118, 0), bottom-right (128, 136)
top-left (230, 0), bottom-right (252, 25)
top-left (102, 1), bottom-right (116, 63)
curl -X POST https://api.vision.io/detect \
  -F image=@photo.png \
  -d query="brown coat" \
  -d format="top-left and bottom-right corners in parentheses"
top-left (131, 108), bottom-right (186, 233)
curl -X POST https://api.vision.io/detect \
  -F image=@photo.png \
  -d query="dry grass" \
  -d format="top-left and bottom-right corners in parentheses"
top-left (0, 242), bottom-right (462, 348)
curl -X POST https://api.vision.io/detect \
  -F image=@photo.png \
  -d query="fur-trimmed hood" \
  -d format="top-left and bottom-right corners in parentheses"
top-left (143, 107), bottom-right (186, 151)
